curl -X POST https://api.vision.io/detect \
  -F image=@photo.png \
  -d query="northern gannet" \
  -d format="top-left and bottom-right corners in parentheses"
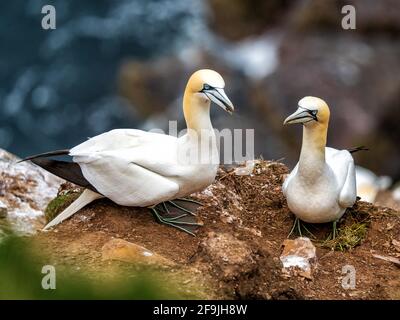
top-left (282, 96), bottom-right (357, 239)
top-left (21, 69), bottom-right (234, 235)
top-left (355, 166), bottom-right (391, 203)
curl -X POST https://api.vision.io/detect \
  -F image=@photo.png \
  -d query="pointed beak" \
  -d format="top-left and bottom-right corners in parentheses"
top-left (283, 107), bottom-right (317, 125)
top-left (204, 87), bottom-right (234, 114)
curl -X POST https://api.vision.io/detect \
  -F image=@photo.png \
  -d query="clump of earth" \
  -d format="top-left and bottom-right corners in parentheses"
top-left (32, 160), bottom-right (400, 300)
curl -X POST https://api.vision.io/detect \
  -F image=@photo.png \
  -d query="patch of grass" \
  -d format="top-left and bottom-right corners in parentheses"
top-left (44, 191), bottom-right (81, 223)
top-left (321, 222), bottom-right (368, 251)
top-left (288, 201), bottom-right (373, 251)
top-left (319, 205), bottom-right (371, 251)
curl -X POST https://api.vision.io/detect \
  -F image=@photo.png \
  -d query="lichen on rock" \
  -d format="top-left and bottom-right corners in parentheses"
top-left (44, 183), bottom-right (83, 223)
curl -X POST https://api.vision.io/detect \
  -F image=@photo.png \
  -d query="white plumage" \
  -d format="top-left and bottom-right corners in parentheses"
top-left (283, 96), bottom-right (357, 224)
top-left (355, 166), bottom-right (391, 203)
top-left (69, 128), bottom-right (219, 207)
top-left (35, 69), bottom-right (234, 231)
top-left (283, 147), bottom-right (356, 223)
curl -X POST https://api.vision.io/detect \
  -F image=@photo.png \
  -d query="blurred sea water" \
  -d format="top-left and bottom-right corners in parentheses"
top-left (0, 0), bottom-right (208, 157)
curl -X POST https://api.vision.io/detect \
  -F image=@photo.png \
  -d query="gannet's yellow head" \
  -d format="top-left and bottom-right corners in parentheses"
top-left (284, 96), bottom-right (330, 127)
top-left (185, 69), bottom-right (234, 114)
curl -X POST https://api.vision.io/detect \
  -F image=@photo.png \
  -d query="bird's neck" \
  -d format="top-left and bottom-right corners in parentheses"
top-left (298, 124), bottom-right (328, 176)
top-left (183, 91), bottom-right (214, 134)
top-left (181, 90), bottom-right (219, 165)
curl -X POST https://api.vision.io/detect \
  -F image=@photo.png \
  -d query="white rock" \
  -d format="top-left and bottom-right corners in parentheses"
top-left (234, 160), bottom-right (257, 176)
top-left (101, 238), bottom-right (175, 267)
top-left (280, 237), bottom-right (316, 279)
top-left (0, 148), bottom-right (64, 235)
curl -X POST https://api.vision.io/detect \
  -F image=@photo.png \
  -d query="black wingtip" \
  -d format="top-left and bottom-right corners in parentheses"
top-left (18, 149), bottom-right (70, 163)
top-left (25, 157), bottom-right (99, 193)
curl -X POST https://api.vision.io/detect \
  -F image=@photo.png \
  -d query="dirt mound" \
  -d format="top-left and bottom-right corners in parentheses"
top-left (34, 160), bottom-right (400, 299)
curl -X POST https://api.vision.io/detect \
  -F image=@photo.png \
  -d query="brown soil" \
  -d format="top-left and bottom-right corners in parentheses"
top-left (33, 160), bottom-right (400, 300)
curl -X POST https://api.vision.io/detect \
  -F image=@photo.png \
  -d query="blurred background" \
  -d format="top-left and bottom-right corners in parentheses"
top-left (1, 0), bottom-right (399, 181)
top-left (1, 0), bottom-right (399, 299)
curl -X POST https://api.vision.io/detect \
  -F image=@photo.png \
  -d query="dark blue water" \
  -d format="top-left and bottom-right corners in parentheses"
top-left (0, 0), bottom-right (205, 157)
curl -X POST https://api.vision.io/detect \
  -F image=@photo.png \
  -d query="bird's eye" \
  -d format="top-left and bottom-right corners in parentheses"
top-left (203, 84), bottom-right (211, 90)
top-left (310, 110), bottom-right (318, 116)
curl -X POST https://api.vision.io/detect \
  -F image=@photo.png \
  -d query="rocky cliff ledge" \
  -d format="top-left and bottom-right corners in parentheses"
top-left (1, 149), bottom-right (399, 299)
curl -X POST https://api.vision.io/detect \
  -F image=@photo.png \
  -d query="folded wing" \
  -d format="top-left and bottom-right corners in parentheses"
top-left (326, 147), bottom-right (357, 208)
top-left (70, 129), bottom-right (182, 207)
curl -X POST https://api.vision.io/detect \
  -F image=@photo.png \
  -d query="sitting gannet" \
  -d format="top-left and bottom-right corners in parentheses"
top-left (282, 96), bottom-right (357, 238)
top-left (355, 166), bottom-right (391, 203)
top-left (21, 69), bottom-right (234, 235)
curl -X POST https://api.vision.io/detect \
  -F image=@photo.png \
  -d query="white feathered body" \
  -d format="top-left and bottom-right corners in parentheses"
top-left (69, 129), bottom-right (219, 207)
top-left (283, 147), bottom-right (357, 223)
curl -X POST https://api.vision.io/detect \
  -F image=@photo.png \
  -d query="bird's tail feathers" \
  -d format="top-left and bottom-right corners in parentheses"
top-left (348, 146), bottom-right (369, 154)
top-left (18, 149), bottom-right (70, 163)
top-left (43, 189), bottom-right (102, 230)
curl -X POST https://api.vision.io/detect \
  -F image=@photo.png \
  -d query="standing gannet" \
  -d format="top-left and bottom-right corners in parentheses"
top-left (20, 69), bottom-right (234, 235)
top-left (282, 96), bottom-right (357, 239)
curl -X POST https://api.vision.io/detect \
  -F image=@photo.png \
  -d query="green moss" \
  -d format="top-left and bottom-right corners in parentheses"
top-left (311, 203), bottom-right (372, 251)
top-left (44, 192), bottom-right (81, 223)
top-left (322, 222), bottom-right (368, 251)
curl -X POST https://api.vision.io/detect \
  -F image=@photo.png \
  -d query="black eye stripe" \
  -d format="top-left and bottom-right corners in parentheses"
top-left (298, 106), bottom-right (317, 114)
top-left (200, 84), bottom-right (224, 92)
top-left (295, 106), bottom-right (319, 122)
top-left (308, 110), bottom-right (318, 121)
